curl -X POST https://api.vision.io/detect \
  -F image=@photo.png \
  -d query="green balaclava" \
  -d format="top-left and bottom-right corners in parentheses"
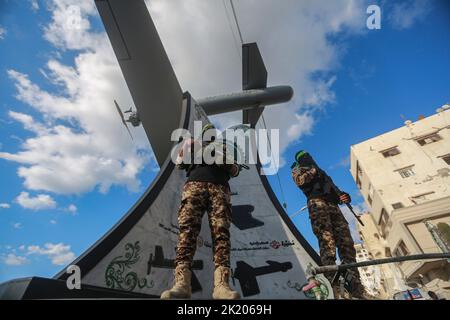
top-left (295, 150), bottom-right (307, 163)
top-left (291, 150), bottom-right (305, 169)
top-left (291, 150), bottom-right (316, 169)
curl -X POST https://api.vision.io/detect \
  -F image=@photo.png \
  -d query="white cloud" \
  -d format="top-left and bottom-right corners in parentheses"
top-left (50, 219), bottom-right (57, 224)
top-left (12, 222), bottom-right (23, 229)
top-left (1, 0), bottom-right (371, 194)
top-left (0, 26), bottom-right (6, 40)
top-left (67, 204), bottom-right (77, 214)
top-left (8, 111), bottom-right (49, 135)
top-left (27, 242), bottom-right (75, 265)
top-left (329, 155), bottom-right (351, 169)
top-left (3, 254), bottom-right (29, 266)
top-left (145, 0), bottom-right (369, 157)
top-left (1, 0), bottom-right (151, 195)
top-left (0, 203), bottom-right (10, 209)
top-left (30, 0), bottom-right (40, 11)
top-left (16, 191), bottom-right (56, 210)
top-left (286, 113), bottom-right (314, 141)
top-left (43, 0), bottom-right (101, 50)
top-left (388, 0), bottom-right (432, 30)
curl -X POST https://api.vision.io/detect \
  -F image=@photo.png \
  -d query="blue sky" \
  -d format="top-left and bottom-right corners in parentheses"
top-left (0, 0), bottom-right (449, 283)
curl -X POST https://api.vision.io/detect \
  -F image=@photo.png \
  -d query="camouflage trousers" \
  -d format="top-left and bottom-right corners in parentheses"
top-left (308, 198), bottom-right (363, 289)
top-left (175, 181), bottom-right (232, 269)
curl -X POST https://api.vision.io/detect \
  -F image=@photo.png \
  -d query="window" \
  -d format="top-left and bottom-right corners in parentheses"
top-left (367, 184), bottom-right (374, 205)
top-left (356, 161), bottom-right (362, 189)
top-left (394, 240), bottom-right (410, 257)
top-left (410, 191), bottom-right (435, 204)
top-left (440, 154), bottom-right (450, 165)
top-left (385, 247), bottom-right (392, 257)
top-left (381, 147), bottom-right (401, 158)
top-left (392, 202), bottom-right (404, 209)
top-left (437, 223), bottom-right (450, 247)
top-left (378, 208), bottom-right (389, 237)
top-left (398, 166), bottom-right (415, 178)
top-left (415, 133), bottom-right (442, 146)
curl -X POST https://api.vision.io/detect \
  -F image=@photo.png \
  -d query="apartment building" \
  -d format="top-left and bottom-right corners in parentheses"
top-left (350, 105), bottom-right (450, 299)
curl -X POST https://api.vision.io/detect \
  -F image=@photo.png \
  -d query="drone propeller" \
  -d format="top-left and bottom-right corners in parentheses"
top-left (114, 100), bottom-right (134, 140)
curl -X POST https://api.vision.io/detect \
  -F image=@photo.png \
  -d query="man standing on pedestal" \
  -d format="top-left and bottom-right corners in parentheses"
top-left (161, 124), bottom-right (240, 300)
top-left (291, 150), bottom-right (371, 299)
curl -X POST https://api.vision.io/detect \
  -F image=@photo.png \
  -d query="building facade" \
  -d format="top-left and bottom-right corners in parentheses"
top-left (356, 214), bottom-right (408, 299)
top-left (354, 243), bottom-right (385, 298)
top-left (350, 106), bottom-right (450, 299)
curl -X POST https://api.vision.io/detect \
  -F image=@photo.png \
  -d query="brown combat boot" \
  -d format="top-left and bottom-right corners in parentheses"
top-left (160, 264), bottom-right (192, 299)
top-left (212, 266), bottom-right (240, 300)
top-left (332, 285), bottom-right (352, 300)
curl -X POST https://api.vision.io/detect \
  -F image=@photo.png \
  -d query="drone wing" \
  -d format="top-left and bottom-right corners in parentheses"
top-left (114, 100), bottom-right (134, 140)
top-left (96, 0), bottom-right (183, 165)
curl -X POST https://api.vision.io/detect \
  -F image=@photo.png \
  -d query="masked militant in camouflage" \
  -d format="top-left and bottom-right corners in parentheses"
top-left (291, 151), bottom-right (371, 299)
top-left (161, 124), bottom-right (241, 300)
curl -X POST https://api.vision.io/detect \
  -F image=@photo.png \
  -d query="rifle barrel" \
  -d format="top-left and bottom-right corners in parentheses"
top-left (311, 253), bottom-right (450, 275)
top-left (346, 203), bottom-right (365, 227)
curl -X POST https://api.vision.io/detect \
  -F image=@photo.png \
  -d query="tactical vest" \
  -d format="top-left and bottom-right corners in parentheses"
top-left (183, 141), bottom-right (231, 186)
top-left (298, 169), bottom-right (340, 204)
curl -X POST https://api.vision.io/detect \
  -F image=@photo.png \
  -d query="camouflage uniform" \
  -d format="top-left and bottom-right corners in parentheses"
top-left (161, 128), bottom-right (240, 300)
top-left (307, 198), bottom-right (359, 279)
top-left (292, 166), bottom-right (365, 293)
top-left (175, 181), bottom-right (232, 269)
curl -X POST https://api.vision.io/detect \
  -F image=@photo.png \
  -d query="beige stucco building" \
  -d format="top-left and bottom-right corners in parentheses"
top-left (350, 105), bottom-right (450, 299)
top-left (354, 243), bottom-right (386, 298)
top-left (356, 214), bottom-right (407, 299)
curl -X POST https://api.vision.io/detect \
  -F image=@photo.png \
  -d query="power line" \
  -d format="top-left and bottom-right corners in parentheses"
top-left (222, 0), bottom-right (241, 61)
top-left (261, 113), bottom-right (288, 209)
top-left (223, 1), bottom-right (289, 209)
top-left (230, 0), bottom-right (244, 45)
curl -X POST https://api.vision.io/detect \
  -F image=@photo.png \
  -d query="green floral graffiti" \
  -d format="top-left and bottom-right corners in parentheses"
top-left (287, 277), bottom-right (329, 300)
top-left (105, 241), bottom-right (154, 291)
